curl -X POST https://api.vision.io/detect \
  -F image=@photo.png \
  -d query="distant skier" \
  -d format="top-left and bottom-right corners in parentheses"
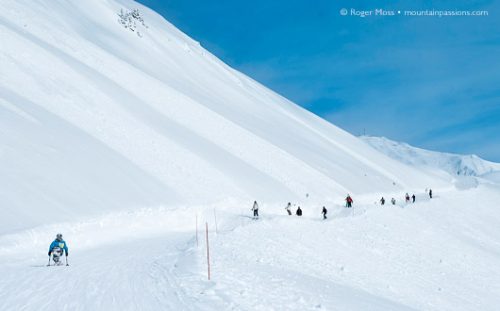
top-left (412, 194), bottom-right (416, 203)
top-left (48, 233), bottom-right (68, 266)
top-left (429, 189), bottom-right (433, 199)
top-left (380, 197), bottom-right (385, 205)
top-left (251, 201), bottom-right (259, 219)
top-left (285, 202), bottom-right (292, 215)
top-left (322, 206), bottom-right (327, 220)
top-left (345, 195), bottom-right (353, 208)
top-left (405, 193), bottom-right (410, 203)
top-left (391, 198), bottom-right (396, 205)
top-left (296, 206), bottom-right (303, 216)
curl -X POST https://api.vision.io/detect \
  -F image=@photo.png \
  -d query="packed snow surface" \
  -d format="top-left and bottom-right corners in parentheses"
top-left (1, 186), bottom-right (500, 310)
top-left (1, 0), bottom-right (500, 310)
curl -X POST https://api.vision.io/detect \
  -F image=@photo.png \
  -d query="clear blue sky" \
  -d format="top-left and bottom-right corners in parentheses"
top-left (137, 0), bottom-right (500, 162)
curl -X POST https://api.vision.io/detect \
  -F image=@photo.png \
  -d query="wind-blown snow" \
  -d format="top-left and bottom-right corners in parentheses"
top-left (1, 0), bottom-right (500, 310)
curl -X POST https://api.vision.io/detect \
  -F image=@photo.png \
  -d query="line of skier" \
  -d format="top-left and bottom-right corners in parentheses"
top-left (251, 199), bottom-right (335, 220)
top-left (49, 190), bottom-right (434, 265)
top-left (252, 201), bottom-right (303, 219)
top-left (380, 188), bottom-right (433, 206)
top-left (251, 189), bottom-right (433, 220)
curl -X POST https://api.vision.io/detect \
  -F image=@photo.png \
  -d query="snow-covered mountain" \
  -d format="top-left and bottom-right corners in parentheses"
top-left (2, 1), bottom-right (500, 310)
top-left (0, 0), bottom-right (447, 232)
top-left (360, 136), bottom-right (500, 180)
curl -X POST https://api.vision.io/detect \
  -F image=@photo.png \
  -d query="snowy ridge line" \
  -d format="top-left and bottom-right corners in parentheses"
top-left (360, 136), bottom-right (500, 179)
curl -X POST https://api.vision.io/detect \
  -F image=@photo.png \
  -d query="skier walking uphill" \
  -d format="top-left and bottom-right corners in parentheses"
top-left (251, 201), bottom-right (259, 219)
top-left (412, 194), bottom-right (416, 203)
top-left (296, 206), bottom-right (303, 216)
top-left (322, 206), bottom-right (328, 220)
top-left (345, 195), bottom-right (353, 208)
top-left (285, 202), bottom-right (292, 215)
top-left (429, 189), bottom-right (433, 199)
top-left (48, 233), bottom-right (68, 266)
top-left (380, 197), bottom-right (385, 205)
top-left (405, 193), bottom-right (410, 203)
top-left (391, 198), bottom-right (396, 205)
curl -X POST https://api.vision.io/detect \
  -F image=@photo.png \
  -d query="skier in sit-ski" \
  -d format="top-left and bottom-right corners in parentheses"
top-left (48, 233), bottom-right (69, 266)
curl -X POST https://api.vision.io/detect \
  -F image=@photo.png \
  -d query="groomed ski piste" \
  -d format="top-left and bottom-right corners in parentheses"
top-left (2, 185), bottom-right (500, 310)
top-left (1, 0), bottom-right (500, 310)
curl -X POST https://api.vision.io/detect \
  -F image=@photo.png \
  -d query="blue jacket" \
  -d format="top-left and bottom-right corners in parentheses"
top-left (49, 239), bottom-right (68, 255)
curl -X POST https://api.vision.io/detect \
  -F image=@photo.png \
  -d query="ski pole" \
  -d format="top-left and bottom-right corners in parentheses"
top-left (65, 255), bottom-right (69, 266)
top-left (47, 256), bottom-right (51, 267)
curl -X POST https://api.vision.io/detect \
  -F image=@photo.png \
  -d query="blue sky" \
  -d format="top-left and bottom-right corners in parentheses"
top-left (137, 0), bottom-right (500, 162)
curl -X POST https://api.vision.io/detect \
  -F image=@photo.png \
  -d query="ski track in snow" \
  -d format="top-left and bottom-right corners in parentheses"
top-left (1, 187), bottom-right (500, 310)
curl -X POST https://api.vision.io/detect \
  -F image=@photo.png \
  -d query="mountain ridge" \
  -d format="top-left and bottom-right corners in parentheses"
top-left (360, 135), bottom-right (500, 179)
top-left (1, 0), bottom-right (446, 232)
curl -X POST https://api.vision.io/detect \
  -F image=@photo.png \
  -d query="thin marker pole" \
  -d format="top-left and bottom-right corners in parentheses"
top-left (213, 208), bottom-right (218, 234)
top-left (196, 214), bottom-right (199, 247)
top-left (206, 222), bottom-right (211, 280)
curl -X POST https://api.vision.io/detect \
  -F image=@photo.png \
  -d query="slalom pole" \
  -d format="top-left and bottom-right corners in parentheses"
top-left (196, 214), bottom-right (199, 248)
top-left (213, 208), bottom-right (218, 234)
top-left (206, 222), bottom-right (211, 280)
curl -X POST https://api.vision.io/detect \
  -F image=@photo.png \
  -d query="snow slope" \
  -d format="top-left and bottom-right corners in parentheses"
top-left (0, 0), bottom-right (447, 233)
top-left (2, 1), bottom-right (500, 310)
top-left (360, 136), bottom-right (500, 181)
top-left (1, 186), bottom-right (500, 310)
